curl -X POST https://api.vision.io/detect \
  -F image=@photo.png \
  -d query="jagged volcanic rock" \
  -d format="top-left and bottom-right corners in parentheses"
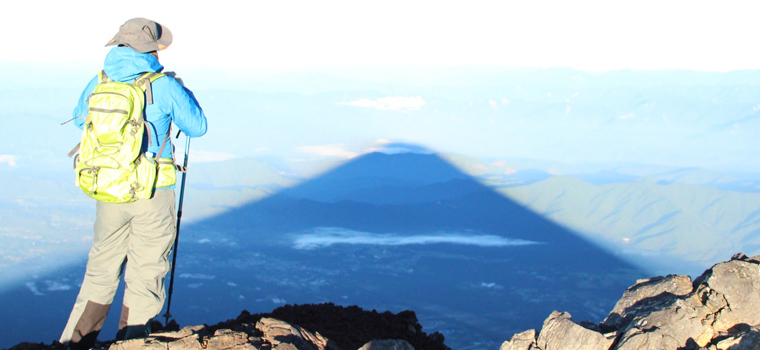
top-left (600, 274), bottom-right (693, 332)
top-left (357, 339), bottom-right (414, 350)
top-left (7, 303), bottom-right (447, 350)
top-left (499, 329), bottom-right (538, 350)
top-left (106, 318), bottom-right (333, 350)
top-left (210, 303), bottom-right (448, 350)
top-left (5, 343), bottom-right (66, 350)
top-left (535, 311), bottom-right (615, 350)
top-left (500, 253), bottom-right (760, 350)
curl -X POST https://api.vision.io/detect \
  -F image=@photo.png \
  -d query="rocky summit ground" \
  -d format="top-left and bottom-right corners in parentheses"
top-left (7, 303), bottom-right (448, 350)
top-left (501, 253), bottom-right (760, 350)
top-left (11, 253), bottom-right (760, 350)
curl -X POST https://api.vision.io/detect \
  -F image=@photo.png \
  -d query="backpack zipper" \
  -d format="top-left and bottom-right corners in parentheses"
top-left (89, 107), bottom-right (129, 115)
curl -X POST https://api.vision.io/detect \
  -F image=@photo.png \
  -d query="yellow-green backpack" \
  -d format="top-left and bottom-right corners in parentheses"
top-left (68, 70), bottom-right (167, 203)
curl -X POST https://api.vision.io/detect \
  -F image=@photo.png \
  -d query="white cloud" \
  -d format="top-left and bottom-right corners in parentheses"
top-left (379, 146), bottom-right (421, 154)
top-left (292, 227), bottom-right (541, 250)
top-left (179, 273), bottom-right (216, 280)
top-left (364, 141), bottom-right (435, 155)
top-left (618, 113), bottom-right (635, 119)
top-left (26, 282), bottom-right (43, 296)
top-left (362, 139), bottom-right (394, 154)
top-left (189, 151), bottom-right (238, 163)
top-left (297, 144), bottom-right (358, 159)
top-left (0, 155), bottom-right (17, 167)
top-left (46, 281), bottom-right (72, 291)
top-left (337, 96), bottom-right (425, 111)
top-left (489, 99), bottom-right (499, 110)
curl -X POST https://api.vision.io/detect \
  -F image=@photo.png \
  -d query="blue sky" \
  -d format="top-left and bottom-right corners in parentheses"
top-left (1, 2), bottom-right (760, 327)
top-left (2, 0), bottom-right (760, 72)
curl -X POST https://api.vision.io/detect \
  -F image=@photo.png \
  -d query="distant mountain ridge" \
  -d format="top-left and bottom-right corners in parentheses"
top-left (160, 150), bottom-right (760, 276)
top-left (282, 152), bottom-right (471, 203)
top-left (6, 66), bottom-right (760, 172)
top-left (497, 175), bottom-right (760, 275)
top-left (3, 65), bottom-right (760, 348)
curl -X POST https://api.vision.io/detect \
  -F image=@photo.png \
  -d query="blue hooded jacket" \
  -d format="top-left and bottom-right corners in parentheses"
top-left (72, 47), bottom-right (208, 189)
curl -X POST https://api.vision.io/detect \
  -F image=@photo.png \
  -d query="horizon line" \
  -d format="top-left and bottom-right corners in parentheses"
top-left (2, 60), bottom-right (760, 75)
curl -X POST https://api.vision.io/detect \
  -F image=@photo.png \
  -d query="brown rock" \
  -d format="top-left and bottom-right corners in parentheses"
top-left (256, 317), bottom-right (339, 350)
top-left (210, 304), bottom-right (448, 350)
top-left (107, 338), bottom-right (149, 350)
top-left (168, 334), bottom-right (204, 350)
top-left (10, 304), bottom-right (448, 350)
top-left (106, 323), bottom-right (262, 350)
top-left (357, 339), bottom-right (414, 350)
top-left (713, 326), bottom-right (760, 350)
top-left (601, 274), bottom-right (693, 332)
top-left (600, 256), bottom-right (760, 349)
top-left (205, 329), bottom-right (254, 350)
top-left (499, 329), bottom-right (538, 350)
top-left (695, 259), bottom-right (760, 333)
top-left (7, 343), bottom-right (67, 350)
top-left (113, 336), bottom-right (199, 350)
top-left (536, 311), bottom-right (614, 350)
top-left (153, 325), bottom-right (209, 340)
top-left (614, 292), bottom-right (714, 350)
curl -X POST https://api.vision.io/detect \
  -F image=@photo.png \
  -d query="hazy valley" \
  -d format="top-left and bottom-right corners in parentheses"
top-left (1, 65), bottom-right (759, 348)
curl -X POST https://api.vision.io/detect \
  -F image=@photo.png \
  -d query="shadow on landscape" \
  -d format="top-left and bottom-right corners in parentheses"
top-left (1, 148), bottom-right (649, 349)
top-left (174, 149), bottom-right (648, 349)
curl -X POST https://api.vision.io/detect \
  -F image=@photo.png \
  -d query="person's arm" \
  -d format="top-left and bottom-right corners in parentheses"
top-left (161, 76), bottom-right (207, 137)
top-left (72, 76), bottom-right (99, 130)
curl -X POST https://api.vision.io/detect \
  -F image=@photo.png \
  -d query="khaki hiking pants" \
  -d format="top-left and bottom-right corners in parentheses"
top-left (61, 189), bottom-right (176, 347)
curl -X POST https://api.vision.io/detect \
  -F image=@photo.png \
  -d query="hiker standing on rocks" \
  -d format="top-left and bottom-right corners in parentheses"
top-left (61, 18), bottom-right (207, 349)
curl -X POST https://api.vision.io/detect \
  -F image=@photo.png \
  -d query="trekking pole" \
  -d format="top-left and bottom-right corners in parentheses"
top-left (163, 134), bottom-right (191, 326)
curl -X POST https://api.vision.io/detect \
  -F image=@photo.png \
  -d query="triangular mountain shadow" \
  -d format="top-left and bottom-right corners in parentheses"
top-left (0, 145), bottom-right (648, 349)
top-left (174, 145), bottom-right (647, 349)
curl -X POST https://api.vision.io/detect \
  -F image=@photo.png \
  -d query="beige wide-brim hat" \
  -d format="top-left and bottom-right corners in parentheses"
top-left (105, 18), bottom-right (173, 53)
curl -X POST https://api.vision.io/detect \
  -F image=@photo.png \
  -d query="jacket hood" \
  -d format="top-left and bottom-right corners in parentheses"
top-left (103, 46), bottom-right (164, 82)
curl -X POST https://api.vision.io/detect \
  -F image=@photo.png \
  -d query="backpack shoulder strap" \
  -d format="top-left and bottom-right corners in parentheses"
top-left (98, 70), bottom-right (112, 84)
top-left (157, 124), bottom-right (172, 159)
top-left (133, 72), bottom-right (166, 146)
top-left (134, 72), bottom-right (166, 105)
top-left (66, 71), bottom-right (107, 158)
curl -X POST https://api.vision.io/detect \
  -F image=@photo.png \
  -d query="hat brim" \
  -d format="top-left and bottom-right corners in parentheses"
top-left (105, 21), bottom-right (173, 53)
